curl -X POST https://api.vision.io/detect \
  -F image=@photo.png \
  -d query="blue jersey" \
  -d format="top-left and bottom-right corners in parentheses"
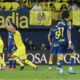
top-left (49, 26), bottom-right (59, 46)
top-left (57, 19), bottom-right (71, 45)
top-left (8, 32), bottom-right (17, 54)
top-left (8, 32), bottom-right (14, 46)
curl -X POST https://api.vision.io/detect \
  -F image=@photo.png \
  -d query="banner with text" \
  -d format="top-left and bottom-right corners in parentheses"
top-left (0, 11), bottom-right (28, 29)
top-left (4, 51), bottom-right (80, 65)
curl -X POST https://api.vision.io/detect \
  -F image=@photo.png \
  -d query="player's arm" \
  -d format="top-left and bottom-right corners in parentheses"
top-left (3, 21), bottom-right (15, 34)
top-left (48, 29), bottom-right (53, 47)
top-left (67, 22), bottom-right (72, 49)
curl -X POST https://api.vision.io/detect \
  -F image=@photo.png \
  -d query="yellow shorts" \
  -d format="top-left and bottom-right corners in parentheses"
top-left (0, 47), bottom-right (3, 53)
top-left (13, 46), bottom-right (27, 59)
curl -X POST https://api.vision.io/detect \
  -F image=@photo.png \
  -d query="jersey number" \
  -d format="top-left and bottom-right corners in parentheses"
top-left (55, 27), bottom-right (64, 39)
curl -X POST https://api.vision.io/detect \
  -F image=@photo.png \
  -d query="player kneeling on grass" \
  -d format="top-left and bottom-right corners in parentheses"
top-left (4, 20), bottom-right (38, 71)
top-left (0, 36), bottom-right (7, 70)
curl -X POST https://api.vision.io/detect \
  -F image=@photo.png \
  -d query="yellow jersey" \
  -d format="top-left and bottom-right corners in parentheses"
top-left (13, 30), bottom-right (25, 48)
top-left (0, 36), bottom-right (4, 53)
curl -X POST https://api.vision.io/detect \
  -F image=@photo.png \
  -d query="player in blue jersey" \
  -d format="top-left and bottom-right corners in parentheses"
top-left (48, 26), bottom-right (59, 71)
top-left (8, 32), bottom-right (17, 69)
top-left (48, 11), bottom-right (77, 74)
top-left (56, 11), bottom-right (77, 74)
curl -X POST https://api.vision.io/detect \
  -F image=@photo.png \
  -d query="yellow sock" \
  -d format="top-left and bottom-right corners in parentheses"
top-left (25, 60), bottom-right (37, 68)
top-left (14, 57), bottom-right (24, 67)
top-left (0, 56), bottom-right (5, 66)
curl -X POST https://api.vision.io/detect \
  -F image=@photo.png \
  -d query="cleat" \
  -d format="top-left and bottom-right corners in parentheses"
top-left (60, 72), bottom-right (66, 75)
top-left (8, 68), bottom-right (12, 69)
top-left (20, 66), bottom-right (24, 70)
top-left (48, 67), bottom-right (52, 71)
top-left (33, 67), bottom-right (38, 71)
top-left (68, 70), bottom-right (77, 74)
top-left (12, 68), bottom-right (16, 69)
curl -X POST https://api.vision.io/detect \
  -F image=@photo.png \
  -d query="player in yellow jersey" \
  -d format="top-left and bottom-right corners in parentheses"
top-left (0, 35), bottom-right (7, 70)
top-left (4, 20), bottom-right (38, 70)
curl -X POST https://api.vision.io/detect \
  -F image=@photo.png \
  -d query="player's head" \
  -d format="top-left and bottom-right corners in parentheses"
top-left (10, 23), bottom-right (17, 30)
top-left (62, 10), bottom-right (70, 19)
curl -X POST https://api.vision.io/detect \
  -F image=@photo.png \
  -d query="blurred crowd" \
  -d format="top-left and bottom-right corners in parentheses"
top-left (24, 38), bottom-right (48, 51)
top-left (0, 0), bottom-right (80, 11)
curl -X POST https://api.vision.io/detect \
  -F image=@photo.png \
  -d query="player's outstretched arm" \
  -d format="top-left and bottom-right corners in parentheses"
top-left (3, 21), bottom-right (14, 33)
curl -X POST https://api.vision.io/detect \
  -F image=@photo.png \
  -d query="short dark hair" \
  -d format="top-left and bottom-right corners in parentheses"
top-left (11, 23), bottom-right (17, 29)
top-left (62, 10), bottom-right (70, 19)
top-left (50, 3), bottom-right (53, 7)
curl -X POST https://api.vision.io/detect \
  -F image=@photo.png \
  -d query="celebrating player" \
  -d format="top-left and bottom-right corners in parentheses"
top-left (8, 32), bottom-right (17, 69)
top-left (4, 20), bottom-right (38, 70)
top-left (0, 35), bottom-right (6, 70)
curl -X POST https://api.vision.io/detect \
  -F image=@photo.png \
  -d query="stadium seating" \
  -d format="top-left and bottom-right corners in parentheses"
top-left (25, 1), bottom-right (34, 8)
top-left (0, 2), bottom-right (4, 9)
top-left (4, 2), bottom-right (11, 11)
top-left (11, 2), bottom-right (20, 11)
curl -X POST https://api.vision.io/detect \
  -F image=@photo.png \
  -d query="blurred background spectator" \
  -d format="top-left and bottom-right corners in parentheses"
top-left (40, 43), bottom-right (47, 51)
top-left (50, 3), bottom-right (56, 11)
top-left (31, 1), bottom-right (42, 11)
top-left (60, 4), bottom-right (68, 11)
top-left (17, 2), bottom-right (27, 11)
top-left (24, 38), bottom-right (37, 50)
top-left (0, 6), bottom-right (2, 11)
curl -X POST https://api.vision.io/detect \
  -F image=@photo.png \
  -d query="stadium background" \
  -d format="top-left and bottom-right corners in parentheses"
top-left (0, 0), bottom-right (80, 65)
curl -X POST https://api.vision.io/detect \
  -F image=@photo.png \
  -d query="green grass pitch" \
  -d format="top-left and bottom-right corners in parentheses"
top-left (0, 65), bottom-right (80, 80)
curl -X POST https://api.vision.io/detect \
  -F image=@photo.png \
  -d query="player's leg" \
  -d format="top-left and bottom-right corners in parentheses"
top-left (12, 51), bottom-right (24, 70)
top-left (0, 54), bottom-right (6, 70)
top-left (48, 54), bottom-right (54, 70)
top-left (13, 60), bottom-right (16, 69)
top-left (23, 59), bottom-right (38, 70)
top-left (57, 45), bottom-right (67, 74)
top-left (0, 62), bottom-right (1, 70)
top-left (48, 45), bottom-right (57, 70)
top-left (8, 46), bottom-right (13, 69)
top-left (68, 52), bottom-right (77, 74)
top-left (57, 54), bottom-right (65, 74)
top-left (21, 53), bottom-right (38, 70)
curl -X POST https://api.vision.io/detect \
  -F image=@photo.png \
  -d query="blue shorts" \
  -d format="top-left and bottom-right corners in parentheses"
top-left (50, 43), bottom-right (75, 55)
top-left (50, 44), bottom-right (67, 55)
top-left (8, 45), bottom-right (17, 54)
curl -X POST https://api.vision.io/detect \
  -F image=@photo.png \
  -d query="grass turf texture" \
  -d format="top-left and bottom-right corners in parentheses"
top-left (0, 65), bottom-right (79, 80)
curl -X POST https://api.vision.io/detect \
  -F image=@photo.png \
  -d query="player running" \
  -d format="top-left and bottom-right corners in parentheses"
top-left (8, 32), bottom-right (17, 69)
top-left (0, 35), bottom-right (7, 70)
top-left (4, 20), bottom-right (38, 70)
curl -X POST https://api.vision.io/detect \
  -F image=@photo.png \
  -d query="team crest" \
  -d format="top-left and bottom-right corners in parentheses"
top-left (37, 12), bottom-right (46, 22)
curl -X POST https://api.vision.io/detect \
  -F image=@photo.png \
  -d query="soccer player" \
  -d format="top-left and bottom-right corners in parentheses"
top-left (8, 32), bottom-right (17, 69)
top-left (48, 26), bottom-right (59, 71)
top-left (0, 35), bottom-right (6, 70)
top-left (56, 10), bottom-right (77, 74)
top-left (4, 20), bottom-right (38, 70)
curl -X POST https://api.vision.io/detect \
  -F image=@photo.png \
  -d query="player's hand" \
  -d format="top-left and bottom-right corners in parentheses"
top-left (49, 43), bottom-right (52, 47)
top-left (68, 44), bottom-right (71, 49)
